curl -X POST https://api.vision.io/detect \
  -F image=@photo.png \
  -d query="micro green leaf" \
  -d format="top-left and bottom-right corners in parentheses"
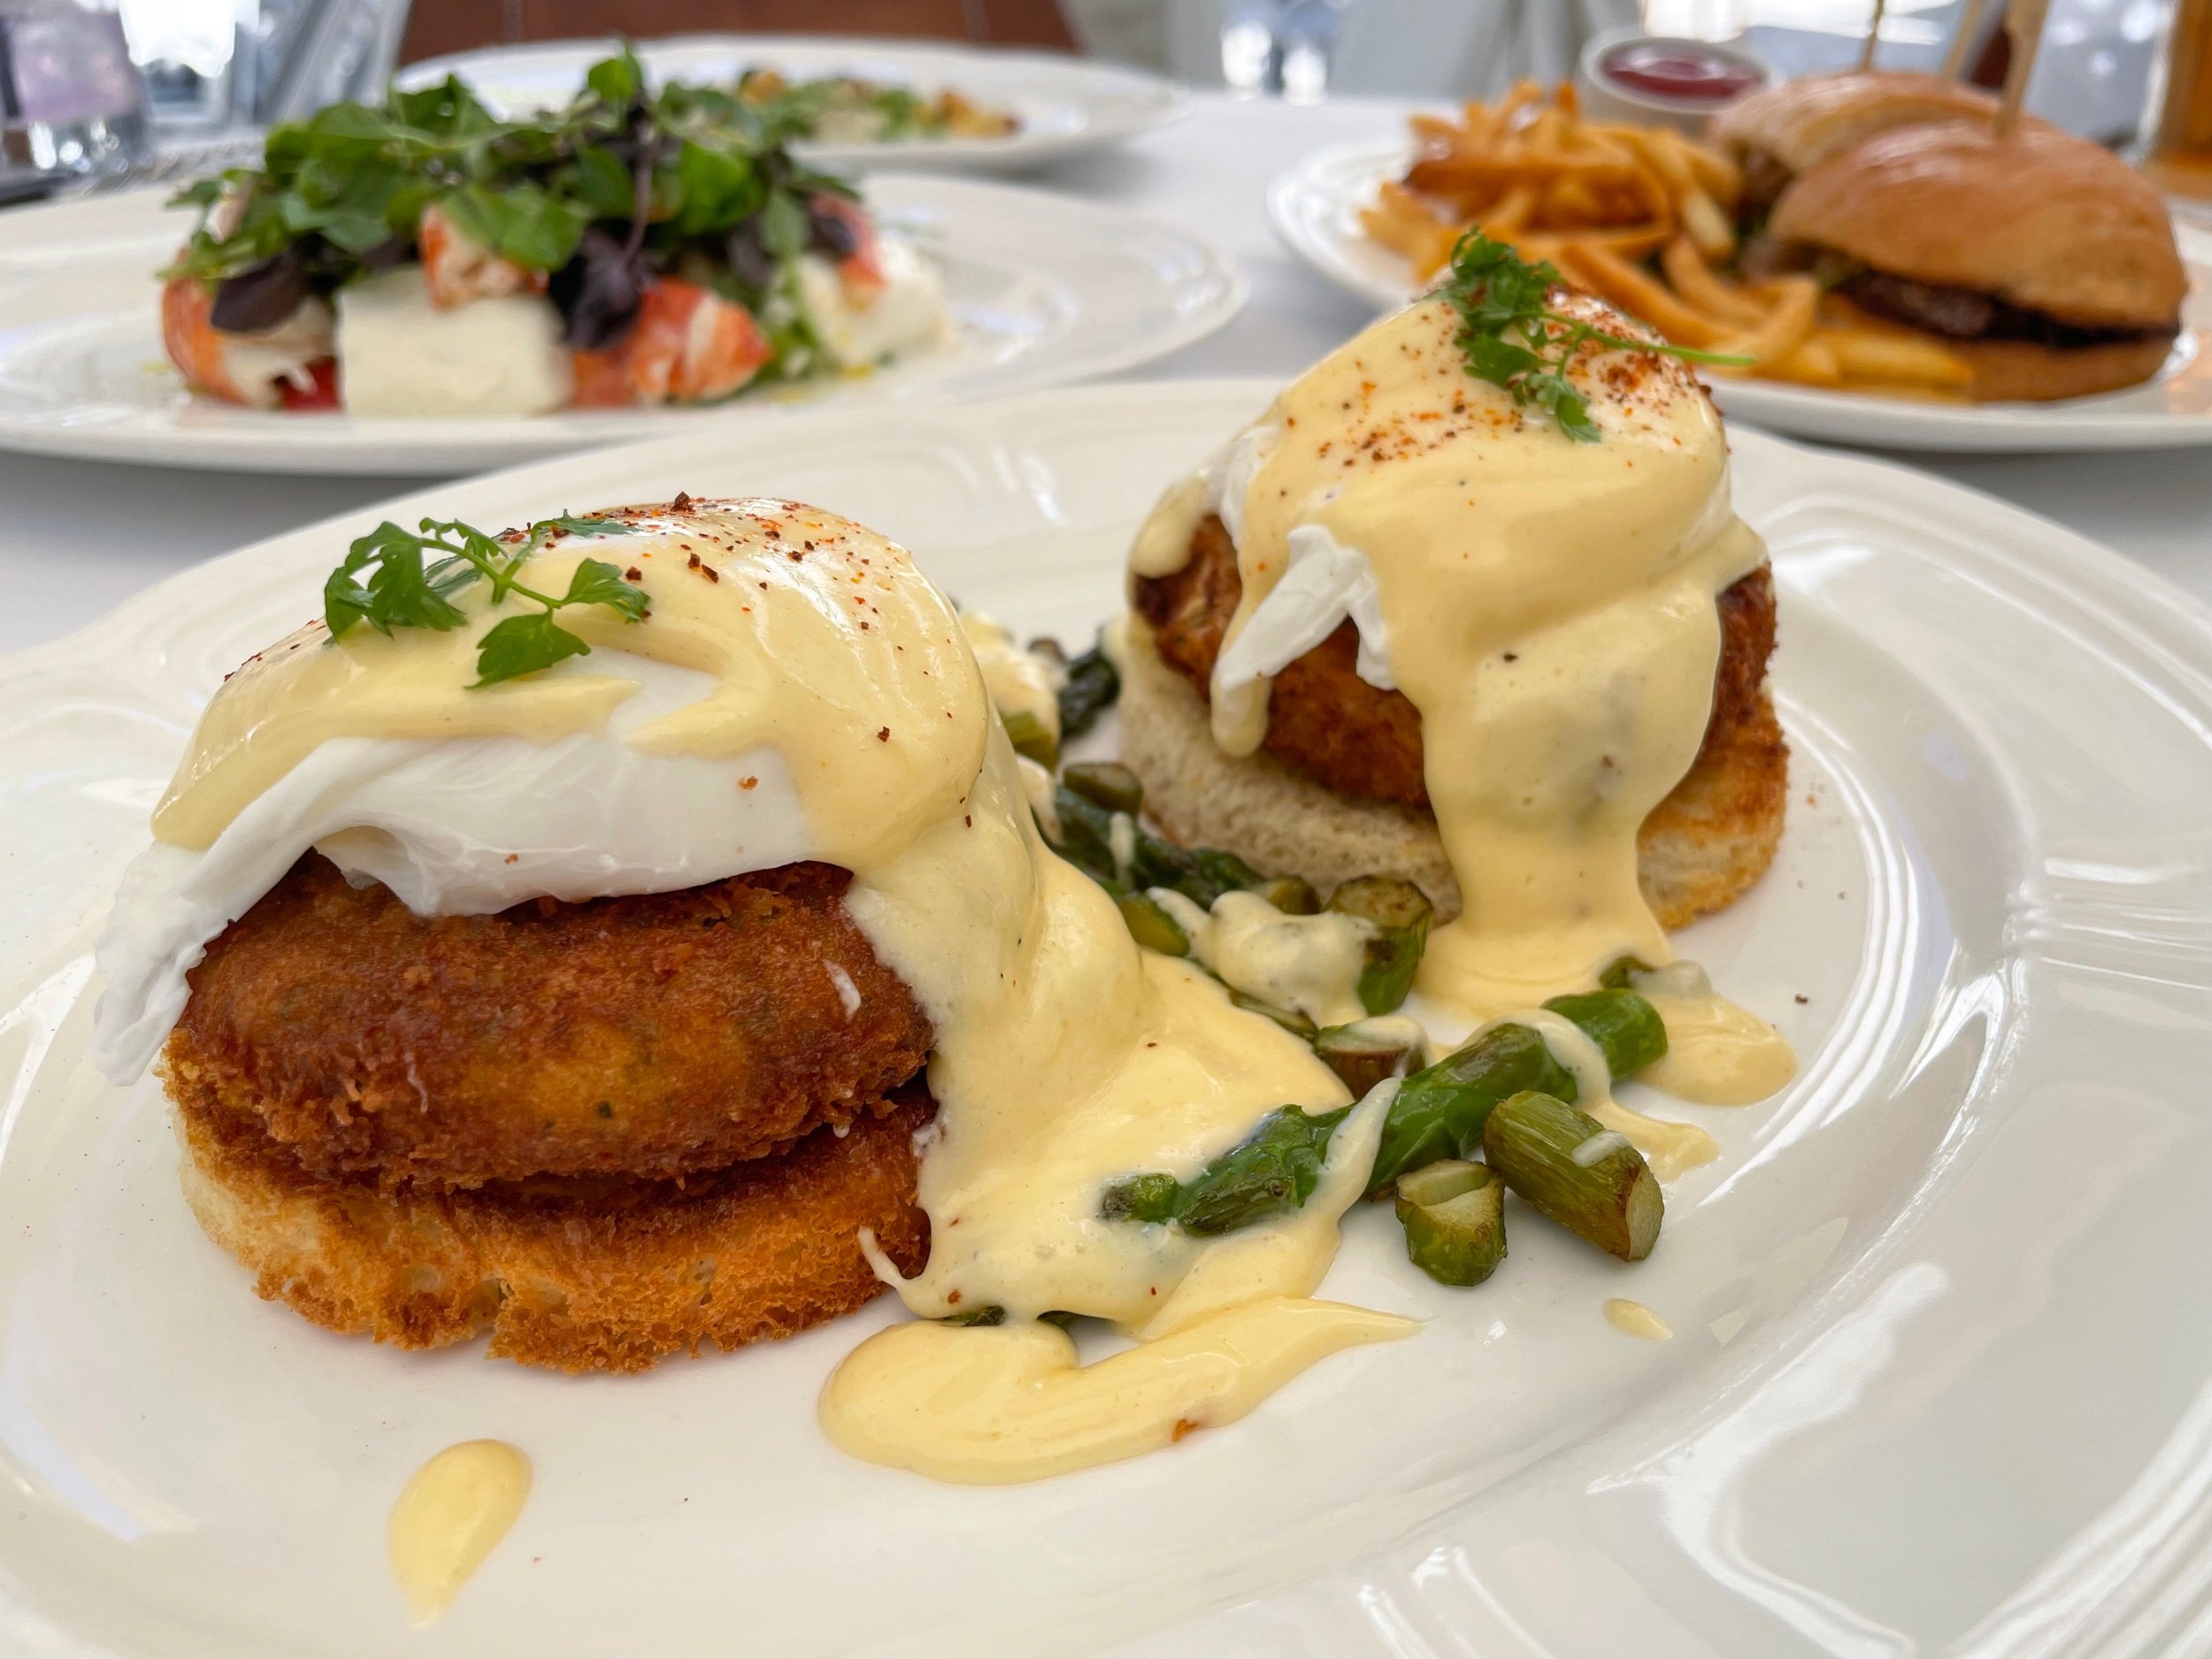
top-left (472, 612), bottom-right (590, 687)
top-left (435, 181), bottom-right (590, 273)
top-left (563, 557), bottom-right (649, 620)
top-left (586, 42), bottom-right (646, 111)
top-left (1439, 231), bottom-right (1749, 442)
top-left (541, 514), bottom-right (634, 538)
top-left (319, 512), bottom-right (647, 685)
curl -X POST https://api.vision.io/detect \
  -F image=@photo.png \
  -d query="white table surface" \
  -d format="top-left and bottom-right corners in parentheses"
top-left (2, 91), bottom-right (2207, 658)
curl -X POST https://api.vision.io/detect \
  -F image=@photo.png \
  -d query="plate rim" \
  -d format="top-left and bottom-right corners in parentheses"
top-left (392, 32), bottom-right (1191, 170)
top-left (1266, 136), bottom-right (2212, 454)
top-left (0, 175), bottom-right (1246, 477)
top-left (5, 380), bottom-right (2212, 1658)
top-left (9, 375), bottom-right (2212, 672)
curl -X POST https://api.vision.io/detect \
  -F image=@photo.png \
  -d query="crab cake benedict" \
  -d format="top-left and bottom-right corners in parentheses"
top-left (1119, 245), bottom-right (1788, 1018)
top-left (95, 494), bottom-right (1413, 1481)
top-left (94, 498), bottom-right (964, 1371)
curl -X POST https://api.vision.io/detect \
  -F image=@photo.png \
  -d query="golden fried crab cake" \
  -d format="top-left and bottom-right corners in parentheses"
top-left (167, 855), bottom-right (933, 1191)
top-left (1125, 513), bottom-right (1787, 929)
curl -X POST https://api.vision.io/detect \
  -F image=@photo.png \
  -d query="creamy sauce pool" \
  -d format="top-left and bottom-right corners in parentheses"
top-left (143, 498), bottom-right (1409, 1486)
top-left (1130, 292), bottom-right (1795, 1090)
top-left (388, 1440), bottom-right (530, 1622)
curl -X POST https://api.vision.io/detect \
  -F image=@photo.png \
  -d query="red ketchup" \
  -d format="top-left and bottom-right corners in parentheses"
top-left (1599, 42), bottom-right (1763, 104)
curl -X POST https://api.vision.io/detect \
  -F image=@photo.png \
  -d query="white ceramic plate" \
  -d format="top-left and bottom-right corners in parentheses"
top-left (5, 380), bottom-right (2212, 1657)
top-left (394, 35), bottom-right (1188, 174)
top-left (1270, 138), bottom-right (2212, 452)
top-left (0, 178), bottom-right (1241, 476)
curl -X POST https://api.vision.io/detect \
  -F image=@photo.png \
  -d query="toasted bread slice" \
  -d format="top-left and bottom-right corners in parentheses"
top-left (1118, 623), bottom-right (1786, 931)
top-left (170, 1066), bottom-right (932, 1373)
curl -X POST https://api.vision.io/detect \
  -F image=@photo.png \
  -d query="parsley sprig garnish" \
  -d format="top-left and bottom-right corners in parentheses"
top-left (1440, 233), bottom-right (1748, 442)
top-left (324, 514), bottom-right (645, 687)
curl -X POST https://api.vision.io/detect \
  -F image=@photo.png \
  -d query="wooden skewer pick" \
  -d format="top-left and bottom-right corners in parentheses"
top-left (1857, 0), bottom-right (1889, 71)
top-left (1995, 0), bottom-right (2052, 135)
top-left (1942, 0), bottom-right (1993, 80)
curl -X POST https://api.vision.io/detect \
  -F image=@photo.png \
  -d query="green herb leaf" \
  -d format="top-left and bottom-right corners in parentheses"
top-left (670, 139), bottom-right (764, 237)
top-left (387, 74), bottom-right (498, 139)
top-left (325, 520), bottom-right (476, 638)
top-left (567, 145), bottom-right (637, 219)
top-left (436, 181), bottom-right (590, 273)
top-left (472, 611), bottom-right (591, 687)
top-left (1438, 231), bottom-right (1750, 442)
top-left (586, 44), bottom-right (646, 111)
top-left (562, 557), bottom-right (649, 620)
top-left (758, 190), bottom-right (810, 261)
top-left (541, 514), bottom-right (635, 538)
top-left (319, 512), bottom-right (646, 685)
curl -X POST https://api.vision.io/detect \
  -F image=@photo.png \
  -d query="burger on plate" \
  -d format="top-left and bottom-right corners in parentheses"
top-left (1767, 122), bottom-right (2189, 402)
top-left (1709, 68), bottom-right (2016, 212)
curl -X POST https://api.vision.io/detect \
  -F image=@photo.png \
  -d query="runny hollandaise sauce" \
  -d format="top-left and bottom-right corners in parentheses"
top-left (140, 279), bottom-right (1798, 1496)
top-left (1130, 289), bottom-right (1796, 1082)
top-left (144, 498), bottom-right (1410, 1486)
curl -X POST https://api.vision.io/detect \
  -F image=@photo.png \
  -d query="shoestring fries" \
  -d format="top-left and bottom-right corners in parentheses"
top-left (1361, 83), bottom-right (1973, 398)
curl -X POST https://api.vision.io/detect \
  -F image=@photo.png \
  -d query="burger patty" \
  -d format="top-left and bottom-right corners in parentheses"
top-left (1133, 513), bottom-right (1777, 810)
top-left (1835, 267), bottom-right (2176, 349)
top-left (169, 854), bottom-right (933, 1190)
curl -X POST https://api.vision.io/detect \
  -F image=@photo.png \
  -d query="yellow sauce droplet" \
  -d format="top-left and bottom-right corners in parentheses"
top-left (1604, 1298), bottom-right (1673, 1340)
top-left (1640, 992), bottom-right (1796, 1105)
top-left (821, 1300), bottom-right (1415, 1484)
top-left (1586, 1098), bottom-right (1719, 1182)
top-left (388, 1440), bottom-right (531, 1623)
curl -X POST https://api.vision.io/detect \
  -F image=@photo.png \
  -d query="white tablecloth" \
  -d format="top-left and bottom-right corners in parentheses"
top-left (2, 92), bottom-right (2205, 657)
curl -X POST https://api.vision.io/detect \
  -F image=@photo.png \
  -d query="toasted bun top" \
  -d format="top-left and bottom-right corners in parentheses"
top-left (1771, 123), bottom-right (2186, 326)
top-left (1709, 70), bottom-right (2000, 175)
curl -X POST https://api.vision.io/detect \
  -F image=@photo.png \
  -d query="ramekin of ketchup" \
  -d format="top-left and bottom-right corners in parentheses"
top-left (1575, 29), bottom-right (1777, 133)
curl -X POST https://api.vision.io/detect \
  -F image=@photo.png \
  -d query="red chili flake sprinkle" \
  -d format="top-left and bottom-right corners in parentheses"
top-left (877, 726), bottom-right (890, 742)
top-left (740, 777), bottom-right (758, 790)
top-left (503, 853), bottom-right (518, 864)
top-left (625, 566), bottom-right (641, 581)
top-left (1171, 1417), bottom-right (1202, 1443)
top-left (687, 553), bottom-right (701, 570)
top-left (672, 490), bottom-right (694, 511)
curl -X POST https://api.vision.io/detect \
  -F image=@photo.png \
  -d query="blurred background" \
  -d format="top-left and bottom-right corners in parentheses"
top-left (0, 0), bottom-right (2199, 200)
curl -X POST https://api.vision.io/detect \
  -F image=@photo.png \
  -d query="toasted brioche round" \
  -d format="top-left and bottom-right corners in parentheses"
top-left (172, 855), bottom-right (933, 1191)
top-left (1118, 622), bottom-right (1786, 932)
top-left (1710, 70), bottom-right (2000, 180)
top-left (171, 1074), bottom-right (933, 1373)
top-left (1771, 123), bottom-right (2187, 329)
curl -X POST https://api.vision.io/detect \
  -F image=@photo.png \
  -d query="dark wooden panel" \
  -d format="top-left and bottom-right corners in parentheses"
top-left (401, 0), bottom-right (1076, 65)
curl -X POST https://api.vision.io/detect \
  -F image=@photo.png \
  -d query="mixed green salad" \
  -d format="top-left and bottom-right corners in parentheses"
top-left (160, 46), bottom-right (940, 412)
